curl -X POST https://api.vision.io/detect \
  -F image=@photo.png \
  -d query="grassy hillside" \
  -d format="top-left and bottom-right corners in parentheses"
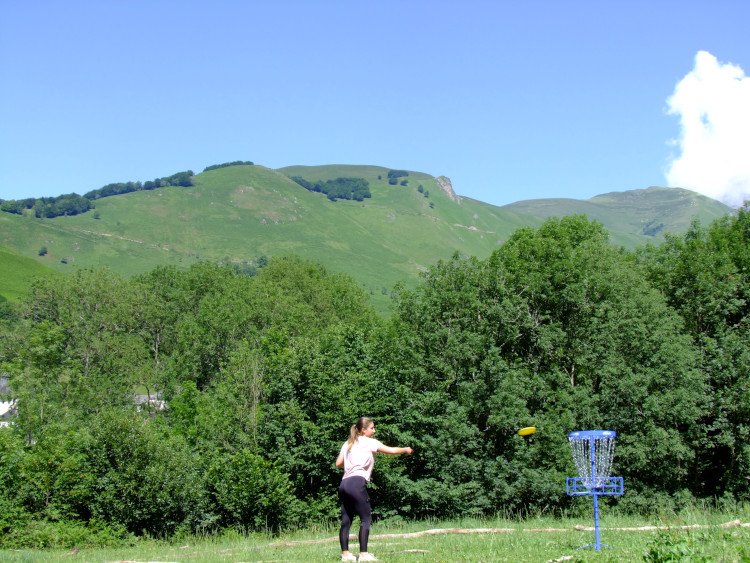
top-left (0, 244), bottom-right (58, 302)
top-left (0, 166), bottom-right (734, 314)
top-left (0, 165), bottom-right (538, 313)
top-left (501, 186), bottom-right (734, 243)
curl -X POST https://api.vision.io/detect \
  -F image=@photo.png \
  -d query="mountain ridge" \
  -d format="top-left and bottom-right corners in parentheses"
top-left (502, 185), bottom-right (732, 240)
top-left (0, 164), bottom-right (735, 313)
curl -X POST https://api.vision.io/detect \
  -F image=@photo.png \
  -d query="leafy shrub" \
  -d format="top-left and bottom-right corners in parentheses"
top-left (52, 410), bottom-right (205, 536)
top-left (205, 449), bottom-right (302, 531)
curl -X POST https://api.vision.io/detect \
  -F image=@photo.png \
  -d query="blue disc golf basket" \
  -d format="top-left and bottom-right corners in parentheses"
top-left (566, 430), bottom-right (624, 551)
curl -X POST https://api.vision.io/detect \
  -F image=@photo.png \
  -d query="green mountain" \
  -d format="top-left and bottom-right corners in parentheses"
top-left (502, 186), bottom-right (733, 246)
top-left (0, 165), bottom-right (735, 314)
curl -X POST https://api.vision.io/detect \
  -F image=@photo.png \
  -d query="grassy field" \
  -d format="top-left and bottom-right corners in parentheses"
top-left (0, 244), bottom-right (57, 302)
top-left (2, 510), bottom-right (748, 562)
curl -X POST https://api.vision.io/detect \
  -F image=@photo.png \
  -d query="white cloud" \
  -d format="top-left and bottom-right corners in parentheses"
top-left (665, 51), bottom-right (750, 208)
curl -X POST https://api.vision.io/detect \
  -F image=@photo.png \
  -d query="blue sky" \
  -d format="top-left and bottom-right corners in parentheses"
top-left (1, 0), bottom-right (748, 207)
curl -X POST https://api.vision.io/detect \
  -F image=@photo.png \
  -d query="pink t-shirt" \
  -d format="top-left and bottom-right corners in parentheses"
top-left (340, 436), bottom-right (383, 481)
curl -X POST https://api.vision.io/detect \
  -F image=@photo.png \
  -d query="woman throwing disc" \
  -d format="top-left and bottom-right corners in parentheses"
top-left (336, 417), bottom-right (413, 562)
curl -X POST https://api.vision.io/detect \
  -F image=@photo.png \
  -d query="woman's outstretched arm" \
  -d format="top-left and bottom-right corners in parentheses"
top-left (377, 445), bottom-right (413, 455)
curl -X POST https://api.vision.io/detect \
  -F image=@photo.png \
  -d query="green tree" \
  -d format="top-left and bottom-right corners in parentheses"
top-left (637, 205), bottom-right (750, 498)
top-left (5, 269), bottom-right (156, 441)
top-left (384, 216), bottom-right (706, 513)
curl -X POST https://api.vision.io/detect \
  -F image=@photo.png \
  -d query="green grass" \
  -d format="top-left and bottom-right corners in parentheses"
top-left (3, 510), bottom-right (749, 562)
top-left (0, 244), bottom-right (58, 301)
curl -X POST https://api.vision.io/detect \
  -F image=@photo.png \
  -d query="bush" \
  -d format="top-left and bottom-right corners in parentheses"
top-left (205, 449), bottom-right (302, 531)
top-left (49, 410), bottom-right (205, 536)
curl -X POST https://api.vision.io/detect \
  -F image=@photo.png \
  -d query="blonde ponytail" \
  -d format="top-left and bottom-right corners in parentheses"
top-left (346, 417), bottom-right (374, 451)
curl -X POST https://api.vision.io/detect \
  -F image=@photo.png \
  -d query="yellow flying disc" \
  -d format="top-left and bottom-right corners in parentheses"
top-left (518, 427), bottom-right (537, 436)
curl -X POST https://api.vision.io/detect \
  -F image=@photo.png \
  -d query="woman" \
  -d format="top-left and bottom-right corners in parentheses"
top-left (335, 417), bottom-right (413, 562)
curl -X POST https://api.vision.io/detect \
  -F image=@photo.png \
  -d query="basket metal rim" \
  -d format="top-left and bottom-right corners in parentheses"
top-left (568, 430), bottom-right (616, 439)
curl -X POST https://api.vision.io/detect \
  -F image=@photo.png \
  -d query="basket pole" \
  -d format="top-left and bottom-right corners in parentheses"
top-left (590, 432), bottom-right (602, 550)
top-left (593, 489), bottom-right (601, 550)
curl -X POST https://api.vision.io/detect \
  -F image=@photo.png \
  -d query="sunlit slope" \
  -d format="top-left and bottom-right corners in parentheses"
top-left (502, 186), bottom-right (734, 244)
top-left (0, 244), bottom-right (58, 301)
top-left (0, 165), bottom-right (535, 312)
top-left (0, 166), bottom-right (735, 313)
top-left (0, 201), bottom-right (198, 275)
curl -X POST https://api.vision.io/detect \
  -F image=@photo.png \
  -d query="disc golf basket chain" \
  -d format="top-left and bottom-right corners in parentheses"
top-left (566, 430), bottom-right (624, 551)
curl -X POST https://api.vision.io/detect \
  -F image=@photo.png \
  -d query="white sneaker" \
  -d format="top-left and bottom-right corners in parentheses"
top-left (341, 554), bottom-right (357, 562)
top-left (358, 554), bottom-right (378, 561)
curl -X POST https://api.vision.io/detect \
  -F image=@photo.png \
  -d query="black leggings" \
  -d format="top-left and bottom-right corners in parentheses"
top-left (339, 476), bottom-right (371, 552)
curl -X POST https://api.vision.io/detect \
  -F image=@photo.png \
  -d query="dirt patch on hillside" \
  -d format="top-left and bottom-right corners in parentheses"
top-left (452, 223), bottom-right (495, 234)
top-left (79, 230), bottom-right (144, 244)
